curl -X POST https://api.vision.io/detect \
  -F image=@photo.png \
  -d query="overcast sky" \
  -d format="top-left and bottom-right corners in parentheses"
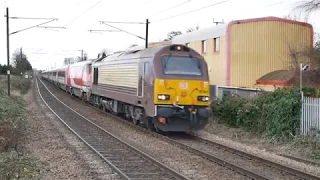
top-left (1, 0), bottom-right (320, 70)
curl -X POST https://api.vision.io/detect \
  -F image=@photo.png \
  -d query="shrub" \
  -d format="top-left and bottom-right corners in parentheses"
top-left (211, 96), bottom-right (247, 127)
top-left (211, 88), bottom-right (302, 141)
top-left (302, 86), bottom-right (320, 98)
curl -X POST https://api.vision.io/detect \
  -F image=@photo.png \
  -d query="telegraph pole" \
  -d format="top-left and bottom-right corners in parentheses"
top-left (100, 19), bottom-right (149, 48)
top-left (145, 19), bottom-right (149, 48)
top-left (5, 7), bottom-right (59, 96)
top-left (6, 7), bottom-right (10, 96)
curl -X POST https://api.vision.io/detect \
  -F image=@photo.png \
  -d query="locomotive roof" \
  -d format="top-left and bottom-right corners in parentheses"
top-left (92, 45), bottom-right (166, 66)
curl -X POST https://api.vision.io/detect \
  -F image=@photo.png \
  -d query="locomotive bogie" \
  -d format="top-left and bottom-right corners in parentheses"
top-left (154, 104), bottom-right (209, 132)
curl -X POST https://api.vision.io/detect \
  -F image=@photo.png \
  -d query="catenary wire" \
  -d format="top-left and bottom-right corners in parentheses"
top-left (149, 0), bottom-right (191, 18)
top-left (65, 0), bottom-right (102, 26)
top-left (151, 0), bottom-right (231, 23)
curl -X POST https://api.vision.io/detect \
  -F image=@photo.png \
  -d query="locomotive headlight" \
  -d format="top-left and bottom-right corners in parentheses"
top-left (157, 94), bottom-right (170, 100)
top-left (197, 96), bottom-right (209, 102)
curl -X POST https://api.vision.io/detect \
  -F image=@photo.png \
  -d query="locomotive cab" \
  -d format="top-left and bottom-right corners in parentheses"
top-left (150, 44), bottom-right (210, 132)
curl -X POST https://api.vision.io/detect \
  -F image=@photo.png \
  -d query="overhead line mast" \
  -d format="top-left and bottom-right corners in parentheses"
top-left (5, 7), bottom-right (61, 96)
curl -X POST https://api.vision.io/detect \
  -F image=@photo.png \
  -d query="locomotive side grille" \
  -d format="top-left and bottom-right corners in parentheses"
top-left (97, 83), bottom-right (137, 95)
top-left (97, 63), bottom-right (138, 88)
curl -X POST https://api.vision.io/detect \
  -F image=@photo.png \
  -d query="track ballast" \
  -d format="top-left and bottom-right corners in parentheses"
top-left (36, 78), bottom-right (190, 180)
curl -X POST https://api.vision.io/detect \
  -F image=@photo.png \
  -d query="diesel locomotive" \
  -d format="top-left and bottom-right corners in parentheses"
top-left (41, 44), bottom-right (210, 132)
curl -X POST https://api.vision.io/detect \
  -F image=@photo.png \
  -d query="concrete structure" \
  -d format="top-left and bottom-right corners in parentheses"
top-left (172, 16), bottom-right (314, 92)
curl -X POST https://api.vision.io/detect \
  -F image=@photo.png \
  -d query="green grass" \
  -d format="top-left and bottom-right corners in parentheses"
top-left (0, 75), bottom-right (31, 95)
top-left (0, 75), bottom-right (42, 179)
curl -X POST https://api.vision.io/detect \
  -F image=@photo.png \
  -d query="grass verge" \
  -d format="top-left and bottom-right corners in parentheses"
top-left (0, 75), bottom-right (42, 179)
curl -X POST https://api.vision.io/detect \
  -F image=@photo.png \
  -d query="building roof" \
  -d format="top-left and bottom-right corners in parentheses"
top-left (171, 24), bottom-right (227, 44)
top-left (256, 70), bottom-right (295, 86)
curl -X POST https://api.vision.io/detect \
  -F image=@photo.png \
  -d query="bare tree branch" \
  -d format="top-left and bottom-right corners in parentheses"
top-left (283, 13), bottom-right (309, 22)
top-left (295, 0), bottom-right (320, 16)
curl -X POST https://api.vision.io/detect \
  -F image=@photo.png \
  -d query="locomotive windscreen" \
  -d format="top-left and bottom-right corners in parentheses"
top-left (161, 56), bottom-right (202, 76)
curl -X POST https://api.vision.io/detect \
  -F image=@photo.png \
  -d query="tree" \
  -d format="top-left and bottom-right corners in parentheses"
top-left (83, 53), bottom-right (88, 61)
top-left (101, 48), bottom-right (114, 54)
top-left (63, 57), bottom-right (74, 65)
top-left (283, 14), bottom-right (309, 22)
top-left (314, 33), bottom-right (320, 70)
top-left (11, 48), bottom-right (32, 75)
top-left (0, 64), bottom-right (13, 75)
top-left (164, 31), bottom-right (182, 41)
top-left (186, 25), bottom-right (200, 33)
top-left (293, 1), bottom-right (320, 69)
top-left (0, 64), bottom-right (3, 75)
top-left (163, 26), bottom-right (199, 42)
top-left (97, 48), bottom-right (114, 59)
top-left (295, 0), bottom-right (320, 16)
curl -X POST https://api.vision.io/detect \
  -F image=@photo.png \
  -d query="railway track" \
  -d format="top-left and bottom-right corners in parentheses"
top-left (168, 133), bottom-right (320, 180)
top-left (36, 78), bottom-right (190, 180)
top-left (39, 77), bottom-right (320, 180)
top-left (278, 154), bottom-right (320, 167)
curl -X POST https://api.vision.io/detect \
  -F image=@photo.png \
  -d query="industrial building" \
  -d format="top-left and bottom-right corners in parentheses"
top-left (172, 16), bottom-right (314, 97)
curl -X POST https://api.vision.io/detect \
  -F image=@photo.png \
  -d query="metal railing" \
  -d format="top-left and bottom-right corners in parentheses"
top-left (301, 96), bottom-right (320, 137)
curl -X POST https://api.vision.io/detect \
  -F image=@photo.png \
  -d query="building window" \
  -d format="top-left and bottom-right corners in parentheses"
top-left (202, 40), bottom-right (207, 54)
top-left (214, 37), bottom-right (220, 52)
top-left (186, 43), bottom-right (190, 47)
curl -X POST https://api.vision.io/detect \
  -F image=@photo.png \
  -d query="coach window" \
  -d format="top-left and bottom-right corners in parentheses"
top-left (186, 43), bottom-right (190, 47)
top-left (202, 40), bottom-right (207, 54)
top-left (214, 37), bottom-right (220, 52)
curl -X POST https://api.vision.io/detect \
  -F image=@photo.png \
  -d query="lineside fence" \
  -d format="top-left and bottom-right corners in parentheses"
top-left (301, 96), bottom-right (320, 137)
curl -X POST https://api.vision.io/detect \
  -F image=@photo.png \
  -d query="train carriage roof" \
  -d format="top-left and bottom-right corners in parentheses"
top-left (68, 60), bottom-right (92, 68)
top-left (43, 60), bottom-right (92, 73)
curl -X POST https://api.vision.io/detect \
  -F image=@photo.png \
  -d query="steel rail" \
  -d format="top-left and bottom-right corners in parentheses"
top-left (278, 154), bottom-right (320, 167)
top-left (39, 77), bottom-right (320, 180)
top-left (183, 134), bottom-right (320, 180)
top-left (36, 78), bottom-right (190, 180)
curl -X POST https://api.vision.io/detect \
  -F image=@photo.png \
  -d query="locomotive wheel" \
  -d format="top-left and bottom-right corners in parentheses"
top-left (124, 105), bottom-right (131, 121)
top-left (132, 118), bottom-right (139, 125)
top-left (125, 112), bottom-right (131, 121)
top-left (82, 93), bottom-right (86, 102)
